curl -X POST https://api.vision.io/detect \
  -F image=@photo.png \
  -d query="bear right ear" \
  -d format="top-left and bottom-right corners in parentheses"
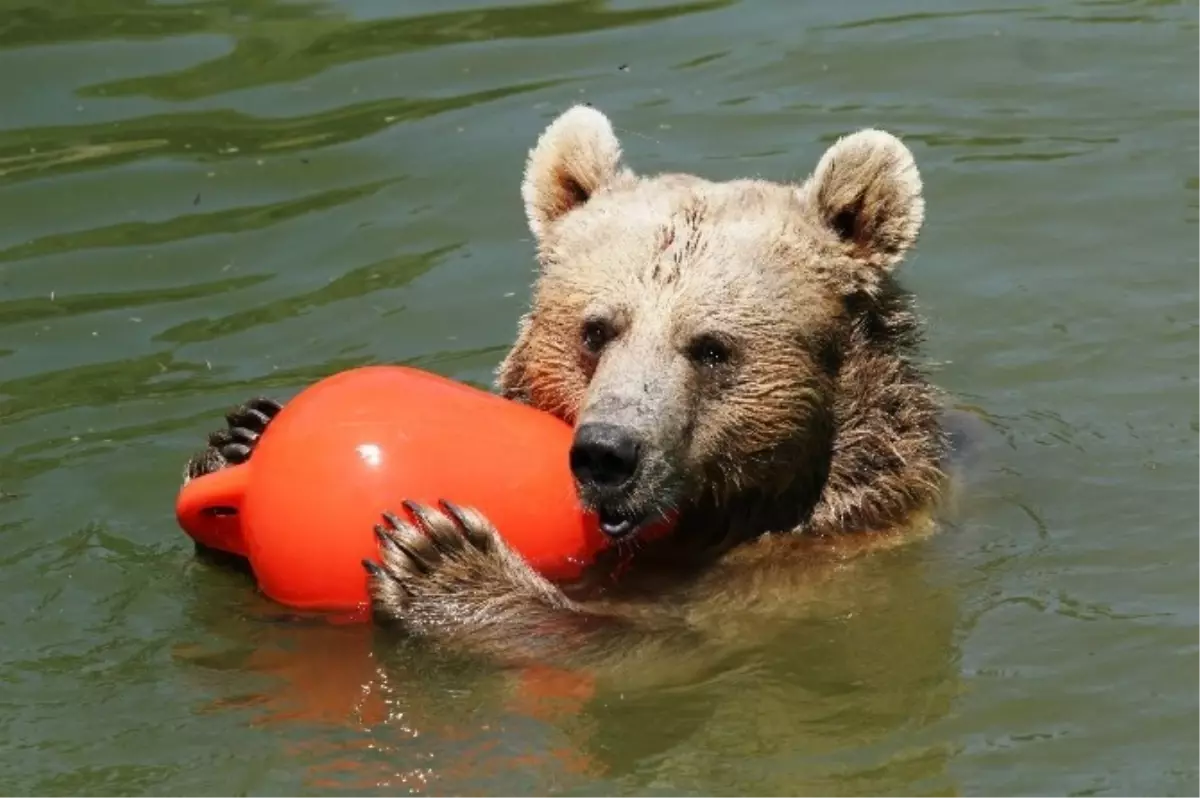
top-left (801, 129), bottom-right (924, 272)
top-left (522, 105), bottom-right (626, 241)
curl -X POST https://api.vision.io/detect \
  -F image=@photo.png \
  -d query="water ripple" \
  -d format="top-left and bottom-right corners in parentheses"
top-left (0, 179), bottom-right (397, 263)
top-left (79, 0), bottom-right (733, 101)
top-left (0, 81), bottom-right (558, 185)
top-left (825, 6), bottom-right (1043, 30)
top-left (0, 274), bottom-right (269, 328)
top-left (154, 243), bottom-right (459, 344)
top-left (0, 0), bottom-right (1195, 795)
top-left (0, 350), bottom-right (377, 426)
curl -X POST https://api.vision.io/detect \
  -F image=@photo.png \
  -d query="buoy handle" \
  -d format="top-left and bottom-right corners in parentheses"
top-left (175, 464), bottom-right (251, 558)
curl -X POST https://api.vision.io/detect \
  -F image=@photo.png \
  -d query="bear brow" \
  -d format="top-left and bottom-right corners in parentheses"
top-left (679, 199), bottom-right (710, 259)
top-left (649, 255), bottom-right (680, 286)
top-left (649, 224), bottom-right (679, 284)
top-left (648, 199), bottom-right (710, 284)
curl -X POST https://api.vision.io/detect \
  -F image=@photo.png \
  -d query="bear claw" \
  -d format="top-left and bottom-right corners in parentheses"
top-left (363, 501), bottom-right (509, 610)
top-left (225, 399), bottom-right (278, 433)
top-left (184, 395), bottom-right (284, 481)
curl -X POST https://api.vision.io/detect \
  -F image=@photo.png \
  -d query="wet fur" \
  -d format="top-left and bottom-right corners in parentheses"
top-left (183, 107), bottom-right (949, 668)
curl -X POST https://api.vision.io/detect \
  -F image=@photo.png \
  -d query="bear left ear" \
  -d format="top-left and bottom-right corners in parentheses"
top-left (801, 129), bottom-right (924, 271)
top-left (522, 105), bottom-right (627, 241)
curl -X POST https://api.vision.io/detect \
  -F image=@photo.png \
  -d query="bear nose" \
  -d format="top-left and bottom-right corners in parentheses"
top-left (569, 423), bottom-right (642, 490)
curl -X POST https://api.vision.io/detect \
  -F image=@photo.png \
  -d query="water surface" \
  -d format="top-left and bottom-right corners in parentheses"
top-left (0, 1), bottom-right (1196, 794)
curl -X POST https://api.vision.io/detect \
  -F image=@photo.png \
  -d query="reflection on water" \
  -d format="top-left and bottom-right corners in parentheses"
top-left (0, 0), bottom-right (1195, 794)
top-left (173, 544), bottom-right (963, 795)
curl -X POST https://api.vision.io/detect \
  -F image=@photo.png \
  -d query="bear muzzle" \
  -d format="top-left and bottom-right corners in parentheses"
top-left (569, 422), bottom-right (649, 538)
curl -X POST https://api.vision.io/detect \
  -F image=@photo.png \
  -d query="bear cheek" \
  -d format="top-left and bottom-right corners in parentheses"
top-left (711, 378), bottom-right (823, 476)
top-left (524, 324), bottom-right (590, 422)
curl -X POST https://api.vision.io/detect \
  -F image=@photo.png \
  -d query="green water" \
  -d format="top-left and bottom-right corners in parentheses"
top-left (0, 1), bottom-right (1196, 795)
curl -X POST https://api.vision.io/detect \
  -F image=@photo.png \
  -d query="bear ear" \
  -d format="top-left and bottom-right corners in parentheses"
top-left (801, 129), bottom-right (924, 271)
top-left (522, 105), bottom-right (626, 241)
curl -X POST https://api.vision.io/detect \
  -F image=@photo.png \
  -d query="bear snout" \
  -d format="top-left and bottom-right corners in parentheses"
top-left (569, 422), bottom-right (643, 492)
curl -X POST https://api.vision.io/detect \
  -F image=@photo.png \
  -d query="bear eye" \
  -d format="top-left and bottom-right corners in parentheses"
top-left (580, 318), bottom-right (615, 355)
top-left (687, 334), bottom-right (733, 369)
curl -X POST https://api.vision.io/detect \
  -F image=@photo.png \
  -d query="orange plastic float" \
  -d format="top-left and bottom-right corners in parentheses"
top-left (175, 365), bottom-right (628, 615)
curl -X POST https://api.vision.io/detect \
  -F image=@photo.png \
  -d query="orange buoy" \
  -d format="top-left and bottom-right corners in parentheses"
top-left (175, 366), bottom-right (615, 614)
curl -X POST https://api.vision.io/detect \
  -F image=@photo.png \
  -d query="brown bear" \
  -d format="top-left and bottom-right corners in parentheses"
top-left (185, 105), bottom-right (947, 664)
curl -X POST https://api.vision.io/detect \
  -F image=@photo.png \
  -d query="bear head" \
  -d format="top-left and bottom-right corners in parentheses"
top-left (498, 105), bottom-right (930, 544)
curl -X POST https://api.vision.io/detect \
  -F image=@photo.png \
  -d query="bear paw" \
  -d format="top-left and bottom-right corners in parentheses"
top-left (364, 500), bottom-right (555, 630)
top-left (184, 396), bottom-right (282, 481)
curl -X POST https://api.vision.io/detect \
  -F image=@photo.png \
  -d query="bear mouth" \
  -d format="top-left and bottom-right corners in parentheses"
top-left (596, 506), bottom-right (640, 539)
top-left (595, 504), bottom-right (678, 541)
